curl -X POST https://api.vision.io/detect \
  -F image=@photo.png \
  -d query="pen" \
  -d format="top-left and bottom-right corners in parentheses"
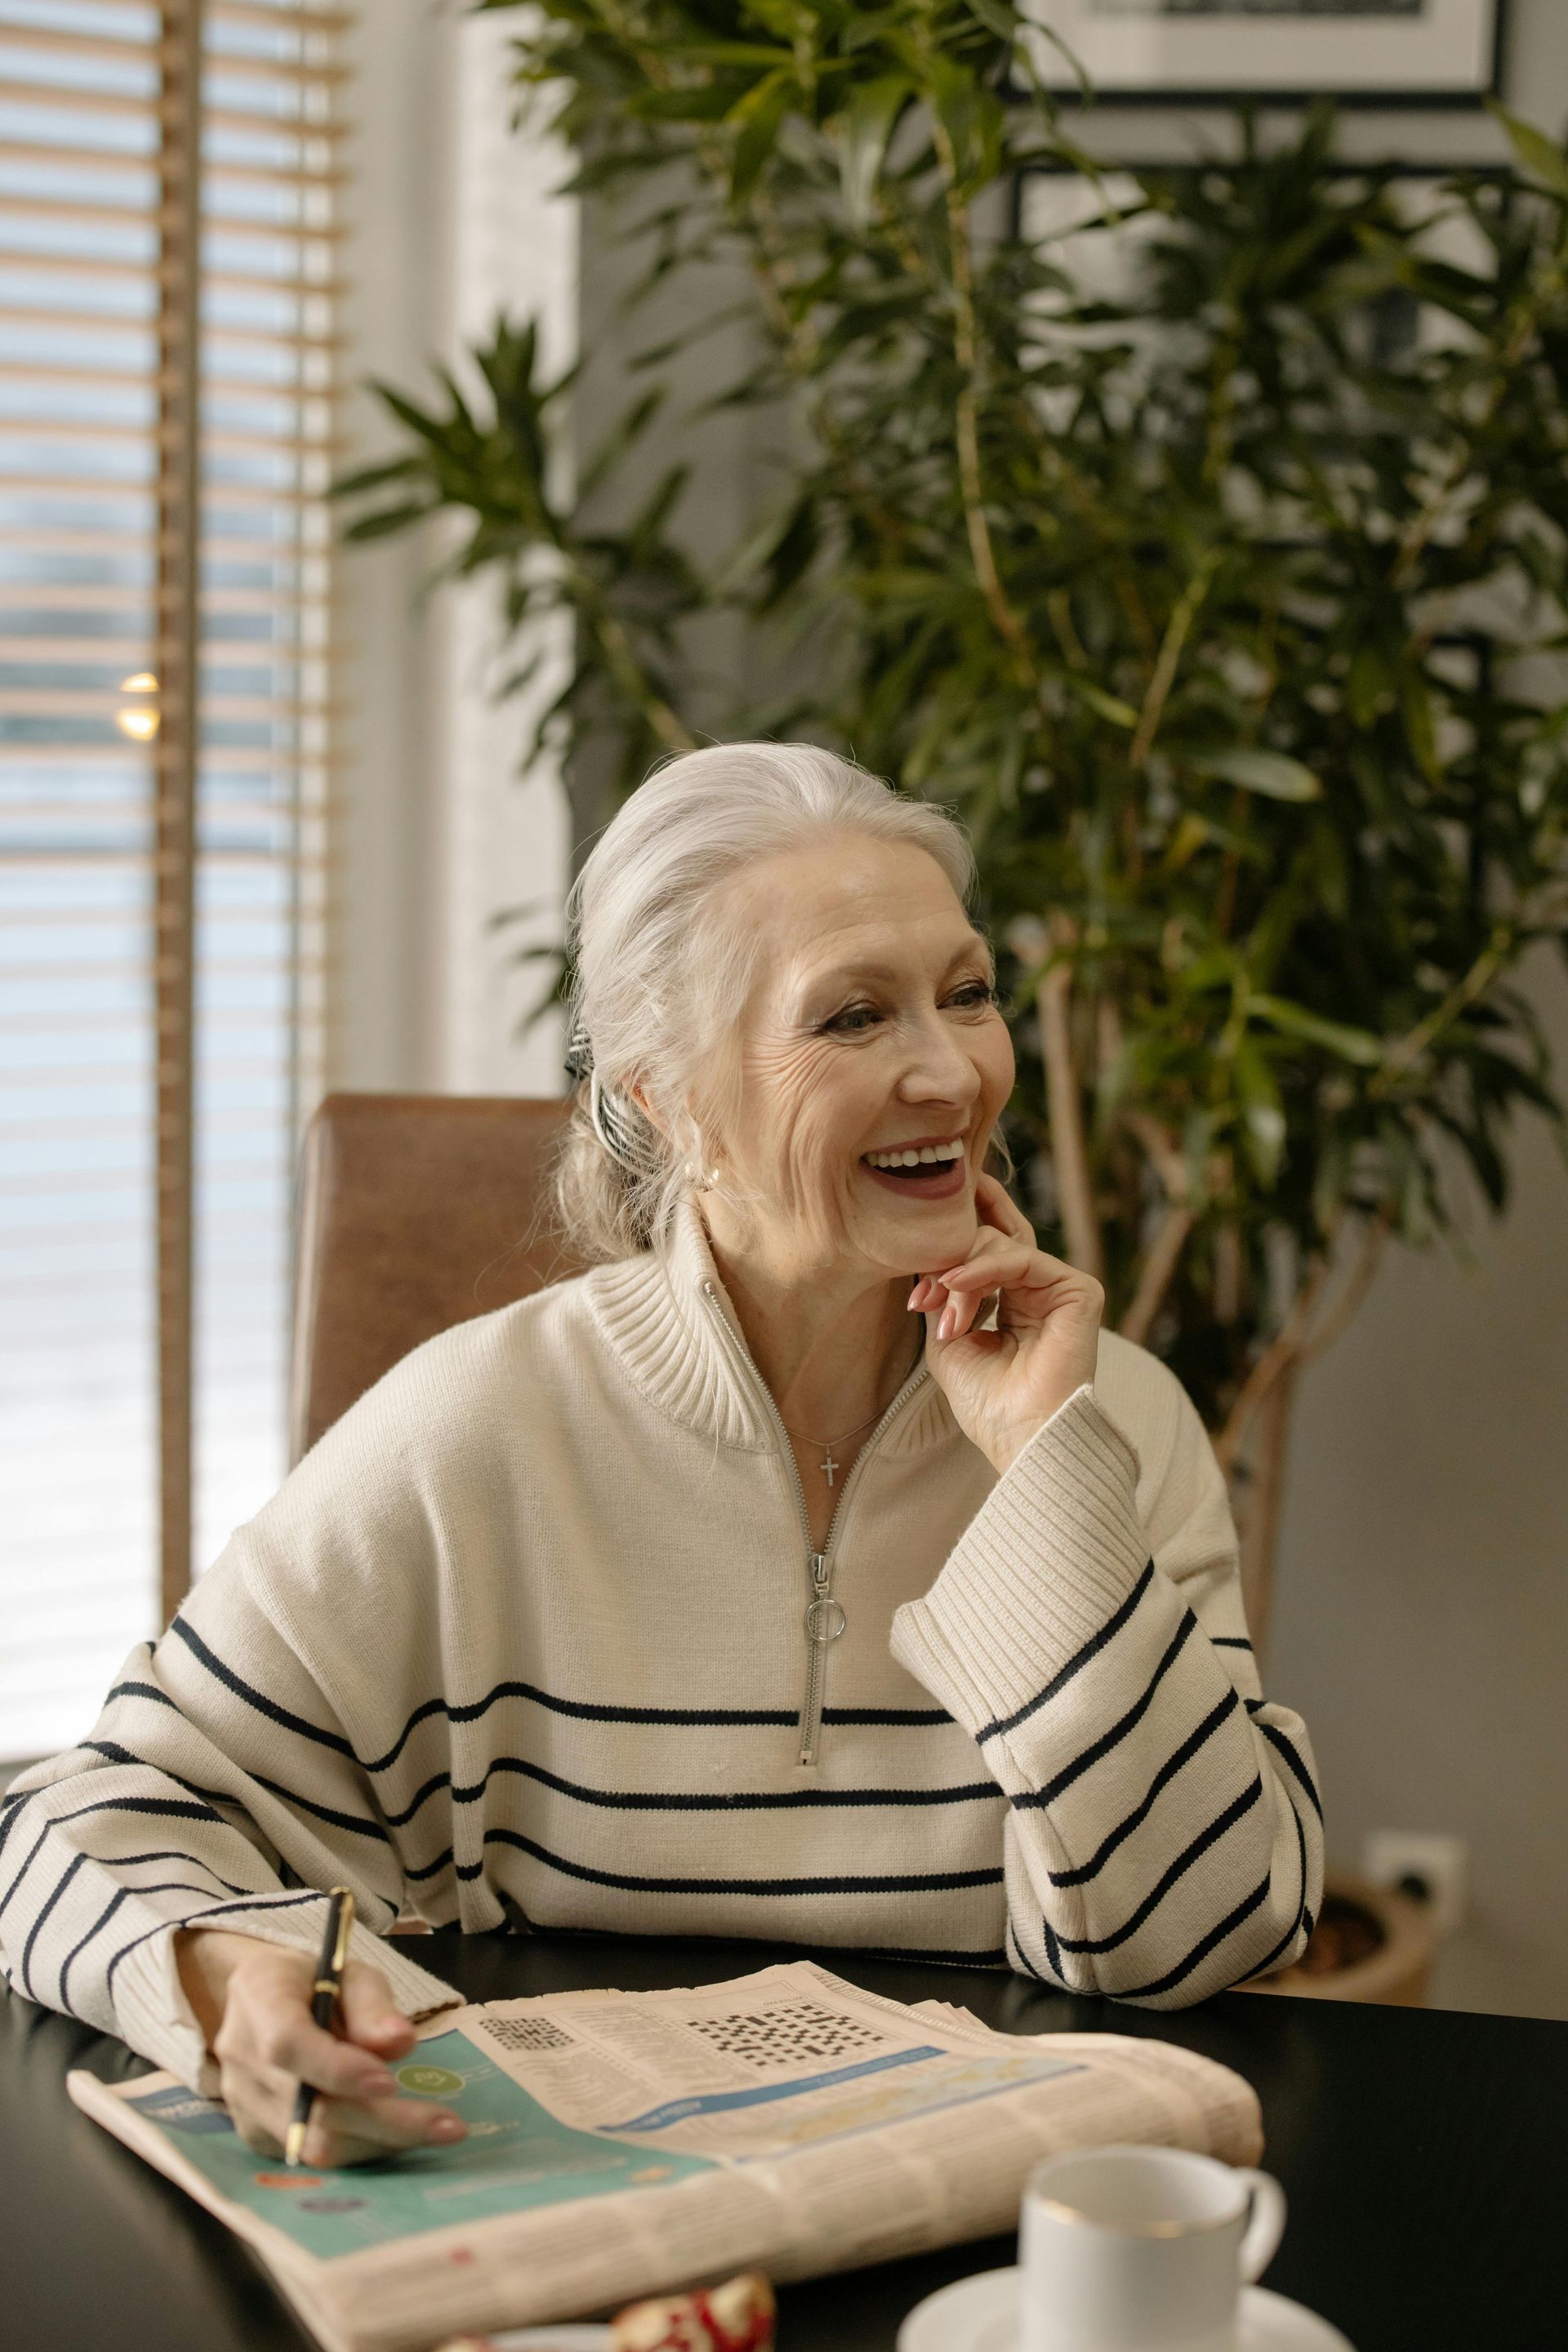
top-left (284, 1885), bottom-right (355, 2167)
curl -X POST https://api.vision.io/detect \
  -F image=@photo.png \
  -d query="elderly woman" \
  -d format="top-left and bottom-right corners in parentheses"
top-left (0, 744), bottom-right (1321, 2167)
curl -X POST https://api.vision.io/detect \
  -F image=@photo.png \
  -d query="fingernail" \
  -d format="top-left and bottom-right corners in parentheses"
top-left (426, 2114), bottom-right (466, 2144)
top-left (938, 1306), bottom-right (956, 1341)
top-left (361, 2070), bottom-right (397, 2098)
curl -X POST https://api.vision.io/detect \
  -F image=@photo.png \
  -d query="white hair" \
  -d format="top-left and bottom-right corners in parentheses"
top-left (555, 741), bottom-right (977, 1261)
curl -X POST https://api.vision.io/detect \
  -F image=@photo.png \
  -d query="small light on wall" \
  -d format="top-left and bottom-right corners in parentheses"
top-left (117, 670), bottom-right (160, 741)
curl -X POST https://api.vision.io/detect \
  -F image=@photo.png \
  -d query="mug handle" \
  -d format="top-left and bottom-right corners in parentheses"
top-left (1234, 2169), bottom-right (1287, 2283)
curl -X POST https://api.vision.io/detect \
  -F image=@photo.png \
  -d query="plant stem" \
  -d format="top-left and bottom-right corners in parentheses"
top-left (1369, 924), bottom-right (1511, 1097)
top-left (1039, 938), bottom-right (1104, 1280)
top-left (1214, 1247), bottom-right (1331, 1476)
top-left (930, 114), bottom-right (1036, 679)
top-left (1298, 1211), bottom-right (1392, 1365)
top-left (1237, 1360), bottom-right (1297, 1659)
top-left (1120, 1204), bottom-right (1195, 1348)
top-left (1128, 554), bottom-right (1217, 770)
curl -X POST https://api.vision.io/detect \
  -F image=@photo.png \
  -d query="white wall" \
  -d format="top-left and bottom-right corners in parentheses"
top-left (336, 2), bottom-right (573, 1101)
top-left (430, 11), bottom-right (574, 1099)
top-left (1272, 955), bottom-right (1568, 2021)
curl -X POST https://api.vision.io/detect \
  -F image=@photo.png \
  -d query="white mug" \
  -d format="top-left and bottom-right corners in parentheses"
top-left (1018, 2144), bottom-right (1287, 2352)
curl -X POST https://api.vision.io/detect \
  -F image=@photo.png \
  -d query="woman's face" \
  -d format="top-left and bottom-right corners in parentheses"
top-left (701, 833), bottom-right (1015, 1283)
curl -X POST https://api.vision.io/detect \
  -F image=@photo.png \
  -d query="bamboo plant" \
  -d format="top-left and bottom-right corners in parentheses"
top-left (336, 2), bottom-right (1568, 1645)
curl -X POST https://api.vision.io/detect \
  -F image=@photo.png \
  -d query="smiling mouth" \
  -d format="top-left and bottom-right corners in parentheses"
top-left (859, 1138), bottom-right (969, 1198)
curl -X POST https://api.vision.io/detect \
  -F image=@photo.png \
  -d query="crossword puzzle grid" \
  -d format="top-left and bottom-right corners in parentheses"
top-left (479, 2012), bottom-right (577, 2054)
top-left (689, 2002), bottom-right (890, 2069)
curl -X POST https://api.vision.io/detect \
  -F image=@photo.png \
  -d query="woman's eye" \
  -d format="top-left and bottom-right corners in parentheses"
top-left (947, 982), bottom-right (998, 1011)
top-left (826, 1004), bottom-right (880, 1035)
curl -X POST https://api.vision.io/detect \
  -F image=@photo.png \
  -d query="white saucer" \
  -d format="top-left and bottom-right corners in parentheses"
top-left (896, 2266), bottom-right (1355, 2352)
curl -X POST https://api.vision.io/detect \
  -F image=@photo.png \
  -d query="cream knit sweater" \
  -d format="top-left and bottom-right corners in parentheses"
top-left (0, 1205), bottom-right (1322, 2089)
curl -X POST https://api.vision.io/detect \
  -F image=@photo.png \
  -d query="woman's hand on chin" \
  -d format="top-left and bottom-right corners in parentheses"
top-left (910, 1172), bottom-right (1104, 1477)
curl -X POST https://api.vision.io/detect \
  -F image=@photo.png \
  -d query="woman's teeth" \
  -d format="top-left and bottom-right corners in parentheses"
top-left (863, 1141), bottom-right (964, 1170)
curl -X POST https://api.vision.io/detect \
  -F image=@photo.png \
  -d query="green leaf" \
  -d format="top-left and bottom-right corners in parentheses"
top-left (1344, 644), bottom-right (1390, 729)
top-left (1061, 672), bottom-right (1139, 728)
top-left (1488, 104), bottom-right (1568, 202)
top-left (966, 0), bottom-right (1022, 41)
top-left (839, 75), bottom-right (907, 229)
top-left (1234, 1040), bottom-right (1286, 1189)
top-left (1249, 996), bottom-right (1383, 1066)
top-left (1401, 672), bottom-right (1440, 785)
top-left (728, 69), bottom-right (795, 203)
top-left (1190, 749), bottom-right (1323, 802)
top-left (340, 500), bottom-right (434, 542)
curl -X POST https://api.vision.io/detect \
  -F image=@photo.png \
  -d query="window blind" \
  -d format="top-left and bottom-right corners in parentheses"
top-left (0, 0), bottom-right (348, 1762)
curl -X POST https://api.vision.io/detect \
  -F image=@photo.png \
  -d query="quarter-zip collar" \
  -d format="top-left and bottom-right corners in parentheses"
top-left (586, 1197), bottom-right (959, 1459)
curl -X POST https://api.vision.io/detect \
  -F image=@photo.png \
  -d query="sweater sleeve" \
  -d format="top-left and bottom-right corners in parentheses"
top-left (0, 1547), bottom-right (461, 2091)
top-left (889, 1377), bottom-right (1323, 2007)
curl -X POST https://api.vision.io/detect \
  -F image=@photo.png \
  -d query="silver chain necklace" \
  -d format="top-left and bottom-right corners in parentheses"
top-left (780, 1407), bottom-right (884, 1490)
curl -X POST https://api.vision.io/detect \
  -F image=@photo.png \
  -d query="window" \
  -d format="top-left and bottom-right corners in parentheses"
top-left (0, 0), bottom-right (347, 1761)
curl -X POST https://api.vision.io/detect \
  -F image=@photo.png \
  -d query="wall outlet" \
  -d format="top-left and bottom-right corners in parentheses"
top-left (1362, 1831), bottom-right (1468, 1940)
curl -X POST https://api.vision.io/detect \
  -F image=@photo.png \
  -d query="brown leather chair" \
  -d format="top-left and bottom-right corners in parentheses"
top-left (288, 1092), bottom-right (577, 1463)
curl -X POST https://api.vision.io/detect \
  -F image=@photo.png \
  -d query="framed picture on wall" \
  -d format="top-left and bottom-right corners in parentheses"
top-left (1022, 1), bottom-right (1507, 107)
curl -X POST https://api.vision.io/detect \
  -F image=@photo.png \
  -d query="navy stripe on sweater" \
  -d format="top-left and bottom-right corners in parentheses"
top-left (58, 1886), bottom-right (130, 2015)
top-left (170, 1617), bottom-right (356, 1757)
top-left (20, 1851), bottom-right (86, 1999)
top-left (95, 1851), bottom-right (257, 1900)
top-left (1041, 1778), bottom-right (1263, 1959)
top-left (1045, 1687), bottom-right (1240, 1887)
top-left (364, 1688), bottom-right (950, 1775)
top-left (1254, 1721), bottom-right (1323, 1821)
top-left (1115, 1872), bottom-right (1273, 2002)
top-left (975, 1561), bottom-right (1155, 1745)
top-left (426, 1828), bottom-right (1008, 1901)
top-left (103, 1889), bottom-right (330, 1997)
top-left (1241, 1802), bottom-right (1311, 1985)
top-left (123, 1644), bottom-right (951, 1779)
top-left (79, 1741), bottom-right (238, 1813)
top-left (0, 1826), bottom-right (51, 1926)
top-left (1026, 1611), bottom-right (1198, 1809)
top-left (380, 1756), bottom-right (1000, 1830)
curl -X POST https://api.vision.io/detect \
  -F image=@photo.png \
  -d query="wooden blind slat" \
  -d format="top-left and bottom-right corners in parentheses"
top-left (1, 0), bottom-right (350, 1747)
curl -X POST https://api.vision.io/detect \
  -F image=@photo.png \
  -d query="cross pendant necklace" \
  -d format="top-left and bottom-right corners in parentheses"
top-left (783, 1407), bottom-right (883, 1486)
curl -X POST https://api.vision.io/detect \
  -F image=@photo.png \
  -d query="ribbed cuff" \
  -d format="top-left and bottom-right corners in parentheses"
top-left (890, 1384), bottom-right (1147, 1739)
top-left (115, 1901), bottom-right (463, 2094)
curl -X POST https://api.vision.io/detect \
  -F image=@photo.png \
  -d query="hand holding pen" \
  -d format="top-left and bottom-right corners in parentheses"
top-left (174, 1899), bottom-right (467, 2168)
top-left (286, 1886), bottom-right (356, 2164)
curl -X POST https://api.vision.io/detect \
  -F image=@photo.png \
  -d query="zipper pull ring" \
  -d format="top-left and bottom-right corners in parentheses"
top-left (804, 1552), bottom-right (846, 1645)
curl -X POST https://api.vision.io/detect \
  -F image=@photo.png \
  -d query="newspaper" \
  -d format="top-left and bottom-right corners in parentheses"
top-left (68, 1960), bottom-right (1262, 2352)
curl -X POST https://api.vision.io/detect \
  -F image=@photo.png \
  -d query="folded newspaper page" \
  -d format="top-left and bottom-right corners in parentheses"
top-left (69, 1959), bottom-right (1262, 2352)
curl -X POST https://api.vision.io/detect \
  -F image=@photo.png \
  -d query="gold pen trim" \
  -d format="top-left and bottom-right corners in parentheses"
top-left (328, 1885), bottom-right (355, 1975)
top-left (284, 2119), bottom-right (308, 2167)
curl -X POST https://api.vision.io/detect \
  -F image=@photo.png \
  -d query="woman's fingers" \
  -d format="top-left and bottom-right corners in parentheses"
top-left (256, 2003), bottom-right (403, 2105)
top-left (337, 1959), bottom-right (417, 2060)
top-left (220, 2060), bottom-right (466, 2169)
top-left (295, 2091), bottom-right (467, 2168)
top-left (974, 1169), bottom-right (1035, 1239)
top-left (202, 1937), bottom-right (467, 2172)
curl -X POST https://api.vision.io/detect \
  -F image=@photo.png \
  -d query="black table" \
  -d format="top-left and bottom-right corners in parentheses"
top-left (2, 1932), bottom-right (1561, 2352)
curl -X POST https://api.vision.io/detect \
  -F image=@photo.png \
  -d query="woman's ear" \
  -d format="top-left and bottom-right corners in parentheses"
top-left (626, 1079), bottom-right (666, 1138)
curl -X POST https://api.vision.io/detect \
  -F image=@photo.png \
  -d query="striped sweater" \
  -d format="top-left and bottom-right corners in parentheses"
top-left (0, 1203), bottom-right (1323, 2091)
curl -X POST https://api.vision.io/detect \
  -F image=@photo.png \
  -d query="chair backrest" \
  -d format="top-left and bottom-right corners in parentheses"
top-left (288, 1091), bottom-right (578, 1463)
